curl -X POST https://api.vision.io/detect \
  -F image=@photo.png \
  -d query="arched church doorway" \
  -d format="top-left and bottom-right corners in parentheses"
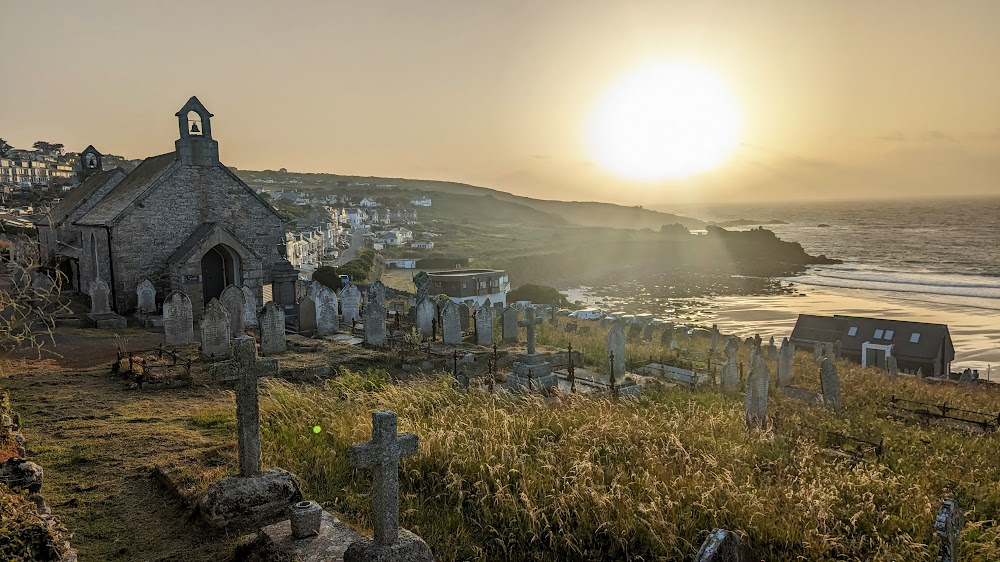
top-left (201, 244), bottom-right (241, 305)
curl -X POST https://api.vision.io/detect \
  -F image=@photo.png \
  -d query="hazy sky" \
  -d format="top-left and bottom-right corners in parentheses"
top-left (3, 0), bottom-right (998, 205)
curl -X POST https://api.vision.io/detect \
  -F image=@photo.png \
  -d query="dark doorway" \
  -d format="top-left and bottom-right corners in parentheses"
top-left (201, 244), bottom-right (241, 305)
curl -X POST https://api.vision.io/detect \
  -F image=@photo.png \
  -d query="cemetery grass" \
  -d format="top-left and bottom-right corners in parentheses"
top-left (247, 353), bottom-right (1000, 561)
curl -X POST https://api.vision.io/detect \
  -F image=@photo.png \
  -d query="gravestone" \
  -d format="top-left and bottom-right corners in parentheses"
top-left (89, 278), bottom-right (111, 314)
top-left (368, 279), bottom-right (387, 306)
top-left (412, 271), bottom-right (430, 302)
top-left (258, 301), bottom-right (286, 355)
top-left (767, 336), bottom-right (777, 361)
top-left (212, 337), bottom-right (278, 476)
top-left (241, 285), bottom-right (258, 328)
top-left (660, 328), bottom-right (673, 347)
top-left (519, 306), bottom-right (544, 355)
top-left (820, 357), bottom-right (843, 413)
top-left (642, 323), bottom-right (655, 342)
top-left (345, 411), bottom-right (433, 562)
top-left (416, 297), bottom-right (435, 338)
top-left (306, 280), bottom-right (323, 301)
top-left (315, 287), bottom-right (339, 336)
top-left (627, 324), bottom-right (642, 341)
top-left (508, 306), bottom-right (556, 392)
top-left (565, 321), bottom-right (578, 333)
top-left (459, 303), bottom-right (471, 331)
top-left (720, 338), bottom-right (740, 396)
top-left (695, 528), bottom-right (759, 562)
top-left (163, 291), bottom-right (194, 346)
top-left (299, 295), bottom-right (317, 337)
top-left (934, 498), bottom-right (963, 562)
top-left (501, 306), bottom-right (519, 342)
top-left (550, 301), bottom-right (559, 325)
top-left (744, 353), bottom-right (769, 429)
top-left (777, 337), bottom-right (793, 387)
top-left (607, 324), bottom-right (626, 378)
top-left (201, 299), bottom-right (232, 359)
top-left (364, 297), bottom-right (387, 347)
top-left (136, 279), bottom-right (156, 314)
top-left (475, 306), bottom-right (493, 346)
top-left (710, 324), bottom-right (719, 354)
top-left (886, 354), bottom-right (899, 377)
top-left (340, 284), bottom-right (362, 326)
top-left (440, 300), bottom-right (461, 344)
top-left (220, 285), bottom-right (246, 338)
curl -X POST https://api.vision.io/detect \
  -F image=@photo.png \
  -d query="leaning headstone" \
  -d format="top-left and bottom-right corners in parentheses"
top-left (220, 284), bottom-right (246, 338)
top-left (163, 291), bottom-right (194, 346)
top-left (607, 324), bottom-right (626, 377)
top-left (299, 295), bottom-right (317, 337)
top-left (720, 338), bottom-right (740, 396)
top-left (416, 297), bottom-right (435, 338)
top-left (89, 278), bottom-right (111, 314)
top-left (501, 306), bottom-right (519, 342)
top-left (475, 306), bottom-right (494, 346)
top-left (136, 279), bottom-right (156, 314)
top-left (695, 528), bottom-right (760, 562)
top-left (744, 353), bottom-right (769, 429)
top-left (258, 301), bottom-right (286, 355)
top-left (364, 297), bottom-right (387, 347)
top-left (777, 337), bottom-right (793, 387)
top-left (820, 357), bottom-right (843, 413)
top-left (241, 285), bottom-right (258, 328)
top-left (934, 498), bottom-right (963, 562)
top-left (459, 303), bottom-right (471, 331)
top-left (441, 300), bottom-right (461, 344)
top-left (315, 287), bottom-right (339, 336)
top-left (345, 411), bottom-right (433, 562)
top-left (340, 283), bottom-right (362, 326)
top-left (201, 299), bottom-right (232, 359)
top-left (412, 271), bottom-right (430, 302)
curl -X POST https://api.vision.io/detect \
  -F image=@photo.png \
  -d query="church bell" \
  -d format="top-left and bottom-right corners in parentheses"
top-left (190, 122), bottom-right (201, 134)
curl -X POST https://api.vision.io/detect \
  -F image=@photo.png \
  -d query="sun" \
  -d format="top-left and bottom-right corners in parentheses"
top-left (586, 60), bottom-right (742, 181)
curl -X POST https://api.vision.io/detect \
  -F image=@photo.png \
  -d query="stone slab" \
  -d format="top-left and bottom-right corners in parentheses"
top-left (506, 372), bottom-right (558, 392)
top-left (256, 510), bottom-right (362, 562)
top-left (197, 468), bottom-right (303, 529)
top-left (344, 528), bottom-right (434, 562)
top-left (87, 312), bottom-right (127, 329)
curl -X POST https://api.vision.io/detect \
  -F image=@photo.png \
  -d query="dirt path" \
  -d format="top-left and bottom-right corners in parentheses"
top-left (2, 328), bottom-right (242, 561)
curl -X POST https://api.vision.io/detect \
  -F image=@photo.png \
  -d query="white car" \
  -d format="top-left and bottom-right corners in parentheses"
top-left (569, 308), bottom-right (603, 320)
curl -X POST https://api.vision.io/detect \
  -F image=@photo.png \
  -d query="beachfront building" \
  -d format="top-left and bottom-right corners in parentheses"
top-left (428, 269), bottom-right (510, 307)
top-left (791, 314), bottom-right (954, 376)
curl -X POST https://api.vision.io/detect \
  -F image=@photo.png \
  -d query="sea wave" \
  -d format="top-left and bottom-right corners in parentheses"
top-left (788, 265), bottom-right (1000, 301)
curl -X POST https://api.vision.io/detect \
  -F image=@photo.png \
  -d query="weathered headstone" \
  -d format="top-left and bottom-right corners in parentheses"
top-left (368, 279), bottom-right (387, 306)
top-left (412, 271), bottom-right (430, 302)
top-left (440, 300), bottom-right (461, 344)
top-left (501, 306), bottom-right (519, 342)
top-left (508, 306), bottom-right (556, 392)
top-left (364, 297), bottom-right (387, 347)
top-left (695, 528), bottom-right (760, 562)
top-left (767, 336), bottom-right (777, 361)
top-left (163, 291), bottom-right (194, 346)
top-left (607, 324), bottom-right (626, 377)
top-left (315, 287), bottom-right (339, 336)
top-left (518, 306), bottom-right (544, 355)
top-left (744, 353), bottom-right (769, 429)
top-left (305, 280), bottom-right (323, 301)
top-left (642, 323), bottom-right (655, 342)
top-left (220, 284), bottom-right (246, 338)
top-left (340, 283), bottom-right (362, 326)
top-left (550, 301), bottom-right (559, 325)
top-left (241, 285), bottom-right (258, 328)
top-left (886, 354), bottom-right (899, 377)
top-left (459, 303), bottom-right (471, 331)
top-left (934, 498), bottom-right (963, 562)
top-left (345, 411), bottom-right (432, 562)
top-left (136, 279), bottom-right (156, 314)
top-left (475, 305), bottom-right (493, 346)
top-left (720, 338), bottom-right (740, 396)
top-left (415, 297), bottom-right (435, 338)
top-left (777, 337), bottom-right (793, 387)
top-left (627, 324), bottom-right (642, 341)
top-left (820, 357), bottom-right (843, 413)
top-left (201, 299), bottom-right (232, 358)
top-left (299, 295), bottom-right (317, 336)
top-left (710, 324), bottom-right (719, 354)
top-left (660, 328), bottom-right (673, 347)
top-left (89, 278), bottom-right (111, 314)
top-left (258, 301), bottom-right (286, 355)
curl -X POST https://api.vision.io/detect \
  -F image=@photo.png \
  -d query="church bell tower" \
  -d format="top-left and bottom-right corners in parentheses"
top-left (77, 145), bottom-right (103, 182)
top-left (175, 96), bottom-right (220, 166)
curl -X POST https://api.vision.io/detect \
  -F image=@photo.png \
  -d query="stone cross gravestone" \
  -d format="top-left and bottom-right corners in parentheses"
top-left (607, 324), bottom-right (626, 377)
top-left (767, 336), bottom-right (777, 361)
top-left (415, 297), bottom-right (435, 338)
top-left (89, 278), bottom-right (111, 314)
top-left (364, 296), bottom-right (387, 347)
top-left (258, 301), bottom-right (286, 355)
top-left (518, 306), bottom-right (544, 355)
top-left (934, 498), bottom-right (963, 562)
top-left (475, 306), bottom-right (493, 346)
top-left (345, 411), bottom-right (432, 562)
top-left (459, 303), bottom-right (471, 331)
top-left (501, 306), bottom-right (519, 342)
top-left (212, 336), bottom-right (278, 477)
top-left (820, 357), bottom-right (843, 413)
top-left (163, 291), bottom-right (194, 346)
top-left (412, 271), bottom-right (430, 302)
top-left (241, 285), bottom-right (258, 328)
top-left (550, 302), bottom-right (559, 325)
top-left (136, 279), bottom-right (156, 314)
top-left (298, 295), bottom-right (317, 337)
top-left (720, 337), bottom-right (740, 396)
top-left (220, 285), bottom-right (246, 338)
top-left (695, 528), bottom-right (760, 562)
top-left (440, 300), bottom-right (461, 344)
top-left (777, 337), bottom-right (794, 387)
top-left (744, 353), bottom-right (769, 429)
top-left (315, 286), bottom-right (339, 336)
top-left (201, 299), bottom-right (232, 358)
top-left (340, 283), bottom-right (362, 326)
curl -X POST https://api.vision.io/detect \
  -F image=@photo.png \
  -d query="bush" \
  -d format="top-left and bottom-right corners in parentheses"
top-left (312, 266), bottom-right (343, 291)
top-left (507, 284), bottom-right (570, 307)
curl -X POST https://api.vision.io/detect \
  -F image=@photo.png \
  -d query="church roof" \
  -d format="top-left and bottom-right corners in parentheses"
top-left (36, 168), bottom-right (122, 227)
top-left (76, 153), bottom-right (177, 226)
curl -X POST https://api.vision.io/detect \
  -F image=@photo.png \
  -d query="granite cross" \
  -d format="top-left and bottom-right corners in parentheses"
top-left (518, 306), bottom-right (544, 355)
top-left (213, 336), bottom-right (278, 477)
top-left (350, 410), bottom-right (419, 547)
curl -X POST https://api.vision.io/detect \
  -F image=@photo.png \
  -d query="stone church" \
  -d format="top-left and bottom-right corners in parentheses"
top-left (37, 97), bottom-right (286, 318)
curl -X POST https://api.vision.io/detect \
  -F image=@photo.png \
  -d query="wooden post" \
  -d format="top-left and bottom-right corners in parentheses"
top-left (568, 343), bottom-right (576, 393)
